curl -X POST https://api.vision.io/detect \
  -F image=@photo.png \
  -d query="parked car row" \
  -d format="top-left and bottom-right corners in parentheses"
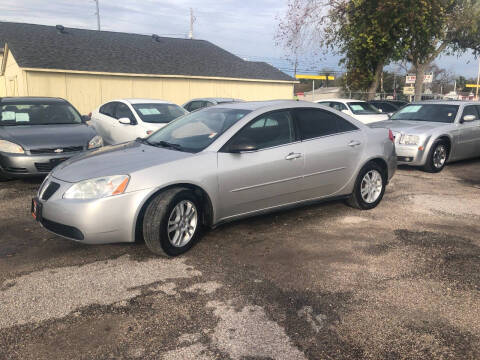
top-left (0, 96), bottom-right (242, 179)
top-left (1, 94), bottom-right (479, 257)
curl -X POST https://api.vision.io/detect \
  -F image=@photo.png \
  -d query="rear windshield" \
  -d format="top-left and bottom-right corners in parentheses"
top-left (0, 102), bottom-right (81, 126)
top-left (370, 102), bottom-right (397, 113)
top-left (348, 102), bottom-right (381, 115)
top-left (390, 104), bottom-right (459, 123)
top-left (132, 103), bottom-right (186, 124)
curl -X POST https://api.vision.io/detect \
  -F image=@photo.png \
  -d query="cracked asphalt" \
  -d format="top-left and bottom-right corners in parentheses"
top-left (1, 159), bottom-right (479, 359)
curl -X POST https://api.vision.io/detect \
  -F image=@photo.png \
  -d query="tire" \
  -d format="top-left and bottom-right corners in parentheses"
top-left (423, 140), bottom-right (448, 173)
top-left (347, 162), bottom-right (386, 210)
top-left (143, 187), bottom-right (202, 256)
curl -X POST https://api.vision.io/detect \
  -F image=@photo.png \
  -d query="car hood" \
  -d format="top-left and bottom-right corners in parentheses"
top-left (51, 141), bottom-right (193, 182)
top-left (0, 124), bottom-right (96, 150)
top-left (369, 120), bottom-right (449, 134)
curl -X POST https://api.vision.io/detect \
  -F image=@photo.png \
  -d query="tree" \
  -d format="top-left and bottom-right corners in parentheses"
top-left (276, 0), bottom-right (407, 99)
top-left (398, 0), bottom-right (480, 100)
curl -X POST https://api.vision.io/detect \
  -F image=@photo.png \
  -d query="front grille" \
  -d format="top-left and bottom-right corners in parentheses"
top-left (30, 146), bottom-right (83, 154)
top-left (41, 218), bottom-right (84, 240)
top-left (41, 182), bottom-right (60, 200)
top-left (34, 162), bottom-right (55, 172)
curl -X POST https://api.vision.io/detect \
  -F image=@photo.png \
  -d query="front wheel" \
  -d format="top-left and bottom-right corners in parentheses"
top-left (423, 140), bottom-right (448, 173)
top-left (143, 188), bottom-right (202, 256)
top-left (347, 162), bottom-right (386, 210)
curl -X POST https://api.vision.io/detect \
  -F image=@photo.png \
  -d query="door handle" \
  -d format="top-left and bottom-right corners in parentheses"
top-left (285, 152), bottom-right (302, 160)
top-left (348, 140), bottom-right (362, 147)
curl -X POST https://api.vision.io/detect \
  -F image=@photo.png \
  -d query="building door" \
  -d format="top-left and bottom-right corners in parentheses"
top-left (7, 76), bottom-right (17, 96)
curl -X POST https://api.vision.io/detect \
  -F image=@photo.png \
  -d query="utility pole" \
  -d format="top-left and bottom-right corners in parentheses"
top-left (476, 57), bottom-right (480, 100)
top-left (188, 8), bottom-right (196, 39)
top-left (94, 0), bottom-right (101, 30)
top-left (380, 71), bottom-right (384, 99)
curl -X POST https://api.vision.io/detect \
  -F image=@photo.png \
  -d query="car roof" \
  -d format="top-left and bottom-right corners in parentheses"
top-left (119, 98), bottom-right (174, 105)
top-left (315, 98), bottom-right (365, 103)
top-left (188, 97), bottom-right (243, 103)
top-left (410, 100), bottom-right (480, 106)
top-left (0, 96), bottom-right (68, 104)
top-left (212, 99), bottom-right (314, 111)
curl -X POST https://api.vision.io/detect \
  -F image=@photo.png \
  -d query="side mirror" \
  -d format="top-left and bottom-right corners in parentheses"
top-left (462, 115), bottom-right (476, 123)
top-left (81, 115), bottom-right (90, 122)
top-left (118, 117), bottom-right (132, 125)
top-left (228, 143), bottom-right (258, 153)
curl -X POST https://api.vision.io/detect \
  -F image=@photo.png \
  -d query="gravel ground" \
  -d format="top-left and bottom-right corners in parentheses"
top-left (0, 159), bottom-right (479, 359)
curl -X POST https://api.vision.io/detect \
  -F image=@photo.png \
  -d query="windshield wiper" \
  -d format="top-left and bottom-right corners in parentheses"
top-left (148, 140), bottom-right (184, 151)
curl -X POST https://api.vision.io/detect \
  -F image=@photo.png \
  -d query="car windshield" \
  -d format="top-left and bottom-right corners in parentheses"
top-left (390, 104), bottom-right (459, 123)
top-left (348, 102), bottom-right (381, 115)
top-left (145, 107), bottom-right (251, 152)
top-left (132, 103), bottom-right (186, 124)
top-left (0, 102), bottom-right (82, 126)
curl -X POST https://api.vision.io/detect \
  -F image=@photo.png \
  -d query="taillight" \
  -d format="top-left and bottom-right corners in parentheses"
top-left (388, 129), bottom-right (395, 142)
top-left (146, 130), bottom-right (153, 135)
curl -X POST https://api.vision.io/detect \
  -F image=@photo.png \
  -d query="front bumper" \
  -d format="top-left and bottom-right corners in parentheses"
top-left (395, 144), bottom-right (427, 166)
top-left (0, 152), bottom-right (81, 178)
top-left (35, 177), bottom-right (152, 244)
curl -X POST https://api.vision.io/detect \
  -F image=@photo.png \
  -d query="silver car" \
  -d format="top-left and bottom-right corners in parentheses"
top-left (32, 100), bottom-right (396, 256)
top-left (371, 101), bottom-right (480, 172)
top-left (0, 97), bottom-right (103, 179)
top-left (182, 97), bottom-right (244, 112)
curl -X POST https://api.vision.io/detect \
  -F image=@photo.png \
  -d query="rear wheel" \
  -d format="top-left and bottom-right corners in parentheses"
top-left (143, 188), bottom-right (202, 256)
top-left (423, 140), bottom-right (448, 173)
top-left (347, 162), bottom-right (386, 210)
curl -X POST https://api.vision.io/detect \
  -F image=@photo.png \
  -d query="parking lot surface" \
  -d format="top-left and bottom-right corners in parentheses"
top-left (1, 160), bottom-right (479, 359)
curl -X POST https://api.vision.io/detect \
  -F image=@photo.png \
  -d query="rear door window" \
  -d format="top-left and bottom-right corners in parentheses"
top-left (188, 101), bottom-right (207, 111)
top-left (295, 108), bottom-right (358, 140)
top-left (100, 102), bottom-right (116, 117)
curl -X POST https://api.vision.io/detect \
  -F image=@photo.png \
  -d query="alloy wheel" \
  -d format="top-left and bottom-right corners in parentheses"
top-left (167, 200), bottom-right (198, 247)
top-left (360, 170), bottom-right (383, 204)
top-left (433, 144), bottom-right (447, 169)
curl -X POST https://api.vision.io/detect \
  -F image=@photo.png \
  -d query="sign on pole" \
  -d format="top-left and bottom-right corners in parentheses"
top-left (405, 75), bottom-right (416, 84)
top-left (466, 84), bottom-right (480, 88)
top-left (405, 74), bottom-right (433, 84)
top-left (403, 87), bottom-right (415, 95)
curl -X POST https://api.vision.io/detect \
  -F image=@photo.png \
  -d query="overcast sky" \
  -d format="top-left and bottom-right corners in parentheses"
top-left (0, 0), bottom-right (477, 78)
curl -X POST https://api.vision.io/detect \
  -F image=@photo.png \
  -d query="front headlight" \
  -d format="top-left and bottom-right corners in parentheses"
top-left (63, 175), bottom-right (130, 199)
top-left (399, 134), bottom-right (420, 145)
top-left (88, 135), bottom-right (103, 149)
top-left (0, 140), bottom-right (24, 154)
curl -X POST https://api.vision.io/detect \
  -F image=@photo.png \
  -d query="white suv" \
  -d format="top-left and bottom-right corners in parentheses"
top-left (90, 99), bottom-right (187, 144)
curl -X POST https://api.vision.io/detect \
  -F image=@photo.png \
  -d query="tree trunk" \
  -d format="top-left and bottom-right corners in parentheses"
top-left (414, 63), bottom-right (426, 101)
top-left (367, 62), bottom-right (384, 100)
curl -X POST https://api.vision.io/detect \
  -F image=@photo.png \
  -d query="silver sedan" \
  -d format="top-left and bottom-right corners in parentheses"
top-left (371, 101), bottom-right (480, 172)
top-left (32, 100), bottom-right (396, 256)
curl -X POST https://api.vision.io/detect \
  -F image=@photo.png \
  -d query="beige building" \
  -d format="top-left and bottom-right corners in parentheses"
top-left (0, 22), bottom-right (295, 114)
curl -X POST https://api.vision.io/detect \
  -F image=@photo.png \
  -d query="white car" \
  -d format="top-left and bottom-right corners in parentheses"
top-left (90, 99), bottom-right (187, 144)
top-left (315, 99), bottom-right (389, 124)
